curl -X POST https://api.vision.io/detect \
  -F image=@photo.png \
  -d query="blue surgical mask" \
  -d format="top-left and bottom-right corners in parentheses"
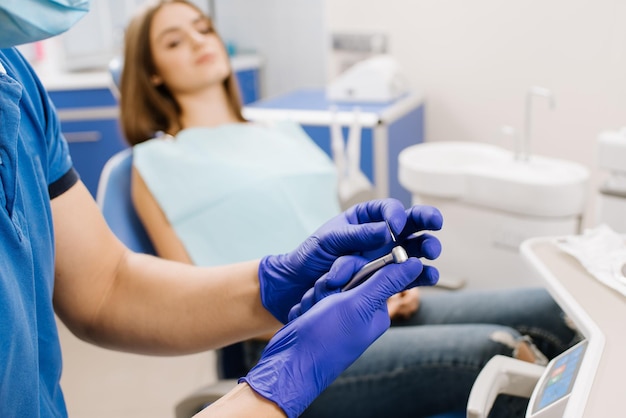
top-left (0, 0), bottom-right (90, 49)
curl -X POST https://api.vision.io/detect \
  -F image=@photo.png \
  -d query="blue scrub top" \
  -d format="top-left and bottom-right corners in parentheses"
top-left (0, 48), bottom-right (78, 418)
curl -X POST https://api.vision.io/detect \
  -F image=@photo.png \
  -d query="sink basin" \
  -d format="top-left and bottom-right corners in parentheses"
top-left (398, 141), bottom-right (590, 217)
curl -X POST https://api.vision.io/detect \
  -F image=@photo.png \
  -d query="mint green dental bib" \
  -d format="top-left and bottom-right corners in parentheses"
top-left (133, 121), bottom-right (341, 266)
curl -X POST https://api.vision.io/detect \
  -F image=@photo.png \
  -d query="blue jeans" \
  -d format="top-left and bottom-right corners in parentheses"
top-left (295, 287), bottom-right (579, 418)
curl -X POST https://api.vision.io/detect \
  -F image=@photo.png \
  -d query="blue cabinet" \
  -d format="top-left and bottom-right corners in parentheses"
top-left (47, 62), bottom-right (261, 198)
top-left (236, 68), bottom-right (260, 106)
top-left (49, 87), bottom-right (126, 198)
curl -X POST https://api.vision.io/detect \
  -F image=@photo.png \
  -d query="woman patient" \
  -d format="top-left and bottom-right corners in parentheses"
top-left (118, 1), bottom-right (579, 417)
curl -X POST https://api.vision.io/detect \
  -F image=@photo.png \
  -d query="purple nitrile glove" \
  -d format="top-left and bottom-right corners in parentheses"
top-left (241, 255), bottom-right (425, 418)
top-left (258, 198), bottom-right (410, 324)
top-left (258, 200), bottom-right (444, 324)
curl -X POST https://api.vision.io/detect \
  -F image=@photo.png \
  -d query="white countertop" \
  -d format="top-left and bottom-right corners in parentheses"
top-left (521, 237), bottom-right (626, 417)
top-left (38, 54), bottom-right (262, 92)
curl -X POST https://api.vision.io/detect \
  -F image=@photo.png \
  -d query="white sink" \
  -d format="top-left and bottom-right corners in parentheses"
top-left (398, 141), bottom-right (590, 218)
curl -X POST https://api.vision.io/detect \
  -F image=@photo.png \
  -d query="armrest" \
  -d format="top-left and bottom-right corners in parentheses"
top-left (434, 275), bottom-right (466, 290)
top-left (175, 379), bottom-right (239, 418)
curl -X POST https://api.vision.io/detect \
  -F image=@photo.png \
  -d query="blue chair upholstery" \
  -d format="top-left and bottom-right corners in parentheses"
top-left (96, 148), bottom-right (156, 255)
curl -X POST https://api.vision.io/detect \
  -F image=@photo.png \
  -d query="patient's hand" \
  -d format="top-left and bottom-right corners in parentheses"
top-left (387, 288), bottom-right (420, 320)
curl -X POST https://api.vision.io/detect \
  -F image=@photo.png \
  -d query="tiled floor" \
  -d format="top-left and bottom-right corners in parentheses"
top-left (57, 317), bottom-right (217, 418)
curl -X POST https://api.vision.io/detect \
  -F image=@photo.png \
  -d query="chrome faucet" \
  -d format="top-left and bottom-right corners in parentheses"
top-left (522, 86), bottom-right (555, 162)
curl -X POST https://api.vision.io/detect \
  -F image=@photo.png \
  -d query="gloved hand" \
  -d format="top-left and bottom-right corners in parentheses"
top-left (288, 229), bottom-right (442, 322)
top-left (241, 255), bottom-right (425, 418)
top-left (259, 198), bottom-right (443, 323)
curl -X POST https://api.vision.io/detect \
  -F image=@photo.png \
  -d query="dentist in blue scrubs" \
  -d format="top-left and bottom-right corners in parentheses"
top-left (0, 2), bottom-right (444, 417)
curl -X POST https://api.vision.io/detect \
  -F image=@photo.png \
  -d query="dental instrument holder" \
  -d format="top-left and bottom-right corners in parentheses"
top-left (467, 355), bottom-right (545, 418)
top-left (242, 88), bottom-right (425, 209)
top-left (330, 106), bottom-right (376, 209)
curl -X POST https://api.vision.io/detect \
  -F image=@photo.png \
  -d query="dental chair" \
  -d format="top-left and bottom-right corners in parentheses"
top-left (104, 56), bottom-right (248, 417)
top-left (97, 150), bottom-right (469, 418)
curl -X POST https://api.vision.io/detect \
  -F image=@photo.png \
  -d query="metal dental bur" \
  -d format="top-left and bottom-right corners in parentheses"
top-left (342, 221), bottom-right (408, 291)
top-left (386, 220), bottom-right (409, 265)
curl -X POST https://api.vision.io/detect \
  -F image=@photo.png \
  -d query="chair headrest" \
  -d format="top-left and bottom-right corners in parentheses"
top-left (108, 57), bottom-right (123, 99)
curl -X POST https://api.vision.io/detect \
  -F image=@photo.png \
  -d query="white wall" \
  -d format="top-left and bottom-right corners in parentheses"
top-left (326, 0), bottom-right (626, 225)
top-left (56, 0), bottom-right (212, 71)
top-left (215, 0), bottom-right (327, 98)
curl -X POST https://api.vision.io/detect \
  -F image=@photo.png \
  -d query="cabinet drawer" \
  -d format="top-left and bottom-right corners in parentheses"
top-left (49, 88), bottom-right (117, 109)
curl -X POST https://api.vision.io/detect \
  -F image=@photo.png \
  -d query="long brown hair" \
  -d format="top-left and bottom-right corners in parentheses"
top-left (119, 0), bottom-right (245, 146)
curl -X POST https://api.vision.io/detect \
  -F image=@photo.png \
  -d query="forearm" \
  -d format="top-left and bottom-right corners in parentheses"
top-left (195, 383), bottom-right (286, 418)
top-left (52, 183), bottom-right (280, 354)
top-left (82, 254), bottom-right (280, 354)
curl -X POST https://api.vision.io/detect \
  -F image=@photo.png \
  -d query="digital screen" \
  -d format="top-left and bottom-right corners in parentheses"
top-left (532, 340), bottom-right (587, 413)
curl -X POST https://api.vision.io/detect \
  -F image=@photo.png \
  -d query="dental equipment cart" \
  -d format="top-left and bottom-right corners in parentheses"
top-left (243, 88), bottom-right (425, 208)
top-left (467, 236), bottom-right (626, 417)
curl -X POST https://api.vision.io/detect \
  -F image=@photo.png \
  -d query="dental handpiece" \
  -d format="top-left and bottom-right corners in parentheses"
top-left (342, 222), bottom-right (409, 292)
